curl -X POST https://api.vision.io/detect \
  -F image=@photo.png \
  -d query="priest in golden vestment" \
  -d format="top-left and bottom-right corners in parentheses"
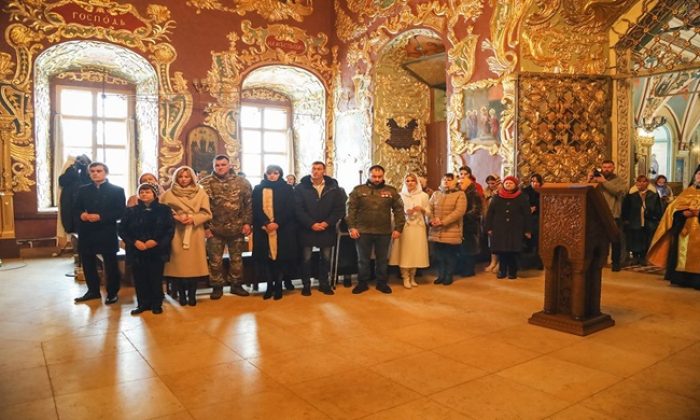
top-left (647, 165), bottom-right (700, 289)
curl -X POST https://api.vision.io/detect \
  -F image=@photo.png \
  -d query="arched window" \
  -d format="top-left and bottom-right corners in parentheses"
top-left (34, 41), bottom-right (158, 210)
top-left (240, 102), bottom-right (292, 186)
top-left (651, 125), bottom-right (671, 178)
top-left (54, 82), bottom-right (134, 192)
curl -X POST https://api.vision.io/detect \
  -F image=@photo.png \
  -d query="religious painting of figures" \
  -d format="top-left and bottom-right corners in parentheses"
top-left (460, 84), bottom-right (504, 143)
top-left (186, 125), bottom-right (219, 177)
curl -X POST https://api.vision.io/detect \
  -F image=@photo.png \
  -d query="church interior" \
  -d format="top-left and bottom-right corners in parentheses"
top-left (1, 0), bottom-right (700, 418)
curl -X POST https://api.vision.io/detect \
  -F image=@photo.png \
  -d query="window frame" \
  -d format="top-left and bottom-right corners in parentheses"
top-left (239, 100), bottom-right (292, 186)
top-left (52, 81), bottom-right (135, 203)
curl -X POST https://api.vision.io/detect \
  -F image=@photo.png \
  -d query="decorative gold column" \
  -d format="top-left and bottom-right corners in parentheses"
top-left (0, 116), bottom-right (17, 242)
top-left (635, 132), bottom-right (655, 179)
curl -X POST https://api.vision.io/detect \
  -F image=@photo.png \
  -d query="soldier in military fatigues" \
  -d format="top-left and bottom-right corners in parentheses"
top-left (199, 155), bottom-right (253, 299)
top-left (347, 165), bottom-right (406, 295)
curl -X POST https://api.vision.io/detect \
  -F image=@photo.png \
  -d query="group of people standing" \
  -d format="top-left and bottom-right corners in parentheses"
top-left (64, 152), bottom-right (700, 315)
top-left (587, 160), bottom-right (700, 289)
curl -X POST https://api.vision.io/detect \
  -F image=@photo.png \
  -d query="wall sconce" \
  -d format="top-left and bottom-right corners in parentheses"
top-left (638, 115), bottom-right (667, 132)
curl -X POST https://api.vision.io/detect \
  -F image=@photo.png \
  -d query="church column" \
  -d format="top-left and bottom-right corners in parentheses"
top-left (0, 116), bottom-right (18, 258)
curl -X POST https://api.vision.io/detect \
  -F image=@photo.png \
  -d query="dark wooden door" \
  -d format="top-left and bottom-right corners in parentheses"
top-left (426, 120), bottom-right (447, 191)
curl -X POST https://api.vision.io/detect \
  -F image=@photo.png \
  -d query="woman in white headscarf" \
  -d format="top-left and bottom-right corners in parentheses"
top-left (160, 166), bottom-right (212, 306)
top-left (389, 173), bottom-right (431, 288)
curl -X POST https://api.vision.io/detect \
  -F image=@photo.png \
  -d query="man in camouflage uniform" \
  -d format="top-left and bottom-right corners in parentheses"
top-left (200, 155), bottom-right (253, 299)
top-left (347, 165), bottom-right (405, 295)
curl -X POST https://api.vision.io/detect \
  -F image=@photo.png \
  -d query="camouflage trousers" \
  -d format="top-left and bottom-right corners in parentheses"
top-left (206, 235), bottom-right (245, 287)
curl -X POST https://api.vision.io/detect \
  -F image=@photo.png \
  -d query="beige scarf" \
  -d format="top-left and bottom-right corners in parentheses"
top-left (263, 188), bottom-right (277, 260)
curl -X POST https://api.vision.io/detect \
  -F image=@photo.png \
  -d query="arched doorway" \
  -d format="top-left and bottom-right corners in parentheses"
top-left (240, 65), bottom-right (326, 184)
top-left (371, 29), bottom-right (446, 188)
top-left (34, 40), bottom-right (158, 209)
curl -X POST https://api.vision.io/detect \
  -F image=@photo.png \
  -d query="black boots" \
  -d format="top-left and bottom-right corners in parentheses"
top-left (177, 280), bottom-right (187, 306)
top-left (263, 278), bottom-right (283, 300)
top-left (187, 280), bottom-right (197, 306)
top-left (301, 279), bottom-right (311, 296)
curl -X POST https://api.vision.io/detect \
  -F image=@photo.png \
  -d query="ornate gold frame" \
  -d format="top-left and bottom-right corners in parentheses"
top-left (1, 0), bottom-right (192, 190)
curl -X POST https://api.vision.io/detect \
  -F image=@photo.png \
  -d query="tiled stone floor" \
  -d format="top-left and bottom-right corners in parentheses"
top-left (1, 257), bottom-right (699, 419)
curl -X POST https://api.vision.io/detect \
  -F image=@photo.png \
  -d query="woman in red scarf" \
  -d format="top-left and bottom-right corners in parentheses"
top-left (484, 176), bottom-right (532, 279)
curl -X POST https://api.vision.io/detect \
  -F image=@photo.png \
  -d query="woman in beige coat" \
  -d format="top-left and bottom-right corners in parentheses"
top-left (389, 173), bottom-right (430, 288)
top-left (160, 166), bottom-right (212, 306)
top-left (429, 173), bottom-right (467, 286)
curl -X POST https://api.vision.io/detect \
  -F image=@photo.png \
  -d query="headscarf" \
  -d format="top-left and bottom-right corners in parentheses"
top-left (498, 175), bottom-right (522, 199)
top-left (170, 166), bottom-right (199, 199)
top-left (400, 173), bottom-right (424, 197)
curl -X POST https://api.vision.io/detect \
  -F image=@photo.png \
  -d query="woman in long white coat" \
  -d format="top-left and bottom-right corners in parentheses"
top-left (389, 173), bottom-right (431, 288)
top-left (160, 166), bottom-right (212, 306)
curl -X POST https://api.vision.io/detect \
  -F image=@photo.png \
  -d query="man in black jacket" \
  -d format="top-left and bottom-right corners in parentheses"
top-left (621, 175), bottom-right (663, 266)
top-left (73, 162), bottom-right (126, 304)
top-left (294, 161), bottom-right (347, 296)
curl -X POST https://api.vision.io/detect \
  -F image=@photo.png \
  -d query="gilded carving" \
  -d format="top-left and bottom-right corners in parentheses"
top-left (338, 1), bottom-right (485, 178)
top-left (334, 0), bottom-right (407, 43)
top-left (372, 31), bottom-right (431, 186)
top-left (519, 0), bottom-right (637, 74)
top-left (241, 88), bottom-right (290, 102)
top-left (481, 0), bottom-right (532, 77)
top-left (2, 0), bottom-right (191, 191)
top-left (517, 74), bottom-right (611, 183)
top-left (55, 69), bottom-right (129, 85)
top-left (202, 20), bottom-right (333, 172)
top-left (0, 52), bottom-right (17, 81)
top-left (6, 0), bottom-right (175, 51)
top-left (187, 0), bottom-right (313, 22)
top-left (615, 78), bottom-right (631, 186)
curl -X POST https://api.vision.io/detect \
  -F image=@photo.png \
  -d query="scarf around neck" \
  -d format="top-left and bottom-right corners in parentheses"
top-left (498, 188), bottom-right (521, 199)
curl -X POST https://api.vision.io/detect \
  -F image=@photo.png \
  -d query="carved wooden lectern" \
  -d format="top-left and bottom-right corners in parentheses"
top-left (529, 184), bottom-right (618, 336)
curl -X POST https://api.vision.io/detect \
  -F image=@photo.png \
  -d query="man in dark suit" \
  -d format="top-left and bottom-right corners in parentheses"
top-left (73, 162), bottom-right (126, 304)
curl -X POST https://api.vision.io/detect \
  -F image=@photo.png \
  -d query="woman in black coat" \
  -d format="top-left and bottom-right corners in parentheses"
top-left (485, 175), bottom-right (531, 279)
top-left (522, 173), bottom-right (544, 269)
top-left (252, 165), bottom-right (298, 300)
top-left (119, 183), bottom-right (174, 315)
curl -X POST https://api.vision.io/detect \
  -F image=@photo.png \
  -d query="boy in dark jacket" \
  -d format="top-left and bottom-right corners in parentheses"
top-left (119, 183), bottom-right (174, 314)
top-left (294, 161), bottom-right (347, 296)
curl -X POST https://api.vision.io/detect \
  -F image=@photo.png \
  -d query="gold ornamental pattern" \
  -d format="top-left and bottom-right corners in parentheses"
top-left (2, 0), bottom-right (191, 191)
top-left (241, 88), bottom-right (290, 103)
top-left (517, 74), bottom-right (611, 183)
top-left (520, 0), bottom-right (637, 74)
top-left (186, 0), bottom-right (313, 22)
top-left (372, 32), bottom-right (431, 187)
top-left (339, 1), bottom-right (485, 174)
top-left (614, 78), bottom-right (631, 186)
top-left (55, 69), bottom-right (129, 85)
top-left (202, 20), bottom-right (334, 171)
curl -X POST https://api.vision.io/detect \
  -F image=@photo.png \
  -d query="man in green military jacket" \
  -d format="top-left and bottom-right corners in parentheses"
top-left (347, 165), bottom-right (406, 294)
